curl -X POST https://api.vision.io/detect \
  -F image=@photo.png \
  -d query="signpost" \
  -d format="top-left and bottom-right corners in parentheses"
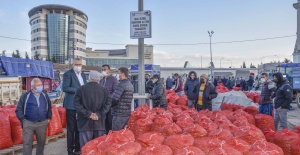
top-left (130, 0), bottom-right (152, 105)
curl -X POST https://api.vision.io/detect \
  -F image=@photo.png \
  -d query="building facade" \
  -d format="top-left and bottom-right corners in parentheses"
top-left (86, 44), bottom-right (154, 68)
top-left (28, 4), bottom-right (88, 64)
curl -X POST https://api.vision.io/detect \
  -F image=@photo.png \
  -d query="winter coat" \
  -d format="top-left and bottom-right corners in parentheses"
top-left (272, 80), bottom-right (292, 109)
top-left (100, 74), bottom-right (119, 96)
top-left (146, 79), bottom-right (154, 94)
top-left (247, 76), bottom-right (254, 87)
top-left (184, 71), bottom-right (199, 100)
top-left (150, 79), bottom-right (167, 109)
top-left (173, 78), bottom-right (184, 92)
top-left (131, 81), bottom-right (138, 93)
top-left (260, 80), bottom-right (276, 104)
top-left (166, 78), bottom-right (173, 90)
top-left (194, 82), bottom-right (218, 111)
top-left (111, 79), bottom-right (134, 116)
top-left (73, 82), bottom-right (112, 131)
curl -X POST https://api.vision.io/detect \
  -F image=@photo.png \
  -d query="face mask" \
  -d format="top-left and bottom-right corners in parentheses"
top-left (102, 71), bottom-right (107, 76)
top-left (200, 78), bottom-right (205, 84)
top-left (35, 86), bottom-right (43, 93)
top-left (73, 66), bottom-right (82, 72)
top-left (261, 78), bottom-right (266, 83)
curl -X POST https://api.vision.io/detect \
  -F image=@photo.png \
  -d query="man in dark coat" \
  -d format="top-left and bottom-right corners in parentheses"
top-left (184, 71), bottom-right (199, 108)
top-left (166, 76), bottom-right (173, 90)
top-left (247, 76), bottom-right (254, 91)
top-left (131, 76), bottom-right (139, 108)
top-left (74, 71), bottom-right (112, 149)
top-left (111, 67), bottom-right (134, 131)
top-left (195, 74), bottom-right (218, 111)
top-left (62, 58), bottom-right (87, 155)
top-left (259, 73), bottom-right (276, 116)
top-left (100, 64), bottom-right (118, 133)
top-left (272, 72), bottom-right (293, 131)
top-left (147, 74), bottom-right (167, 110)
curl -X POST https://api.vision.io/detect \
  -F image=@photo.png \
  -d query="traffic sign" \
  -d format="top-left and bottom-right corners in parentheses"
top-left (130, 10), bottom-right (152, 39)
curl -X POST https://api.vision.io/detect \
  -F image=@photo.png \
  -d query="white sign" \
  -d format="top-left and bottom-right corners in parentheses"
top-left (130, 10), bottom-right (152, 39)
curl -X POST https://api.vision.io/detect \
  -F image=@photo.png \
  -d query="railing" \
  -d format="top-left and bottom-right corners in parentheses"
top-left (131, 93), bottom-right (153, 111)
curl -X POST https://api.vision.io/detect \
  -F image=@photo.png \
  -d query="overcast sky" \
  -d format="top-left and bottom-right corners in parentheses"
top-left (0, 0), bottom-right (297, 67)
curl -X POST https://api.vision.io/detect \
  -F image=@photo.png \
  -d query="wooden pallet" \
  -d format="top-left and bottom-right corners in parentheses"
top-left (0, 144), bottom-right (23, 155)
top-left (45, 132), bottom-right (66, 145)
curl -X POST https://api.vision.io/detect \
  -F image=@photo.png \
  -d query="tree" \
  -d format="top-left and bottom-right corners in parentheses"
top-left (15, 50), bottom-right (21, 58)
top-left (282, 58), bottom-right (292, 63)
top-left (25, 52), bottom-right (30, 59)
top-left (1, 50), bottom-right (5, 56)
top-left (242, 62), bottom-right (246, 68)
top-left (250, 63), bottom-right (257, 68)
top-left (51, 54), bottom-right (57, 63)
top-left (12, 51), bottom-right (16, 57)
top-left (34, 51), bottom-right (40, 60)
top-left (46, 55), bottom-right (51, 61)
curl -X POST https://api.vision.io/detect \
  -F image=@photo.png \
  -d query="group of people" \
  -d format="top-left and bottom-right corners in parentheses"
top-left (14, 59), bottom-right (294, 155)
top-left (213, 76), bottom-right (255, 91)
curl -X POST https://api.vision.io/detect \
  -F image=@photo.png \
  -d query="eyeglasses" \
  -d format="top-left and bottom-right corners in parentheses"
top-left (74, 64), bottom-right (82, 66)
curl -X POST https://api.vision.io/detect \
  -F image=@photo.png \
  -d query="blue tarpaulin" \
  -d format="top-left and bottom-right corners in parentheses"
top-left (0, 56), bottom-right (54, 79)
top-left (130, 64), bottom-right (153, 71)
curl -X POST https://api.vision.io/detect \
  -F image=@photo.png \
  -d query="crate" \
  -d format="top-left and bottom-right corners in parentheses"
top-left (45, 132), bottom-right (66, 145)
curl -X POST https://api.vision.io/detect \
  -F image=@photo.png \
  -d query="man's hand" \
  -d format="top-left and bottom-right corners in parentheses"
top-left (90, 113), bottom-right (99, 120)
top-left (147, 94), bottom-right (151, 99)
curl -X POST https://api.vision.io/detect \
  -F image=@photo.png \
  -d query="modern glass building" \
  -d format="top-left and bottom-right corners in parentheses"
top-left (86, 58), bottom-right (139, 67)
top-left (28, 4), bottom-right (88, 64)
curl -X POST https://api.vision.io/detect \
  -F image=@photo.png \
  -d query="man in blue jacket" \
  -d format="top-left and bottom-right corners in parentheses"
top-left (16, 78), bottom-right (52, 155)
top-left (62, 58), bottom-right (87, 155)
top-left (184, 71), bottom-right (199, 108)
top-left (166, 76), bottom-right (173, 90)
top-left (272, 72), bottom-right (293, 131)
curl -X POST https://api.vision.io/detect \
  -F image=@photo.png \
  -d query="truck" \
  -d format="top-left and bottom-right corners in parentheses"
top-left (0, 56), bottom-right (60, 104)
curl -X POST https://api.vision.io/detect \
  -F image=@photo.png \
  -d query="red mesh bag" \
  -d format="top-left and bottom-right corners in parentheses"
top-left (174, 146), bottom-right (205, 155)
top-left (166, 90), bottom-right (175, 95)
top-left (234, 124), bottom-right (266, 145)
top-left (82, 135), bottom-right (107, 155)
top-left (234, 109), bottom-right (255, 125)
top-left (137, 132), bottom-right (165, 147)
top-left (164, 134), bottom-right (194, 151)
top-left (167, 93), bottom-right (179, 104)
top-left (194, 137), bottom-right (222, 154)
top-left (173, 112), bottom-right (190, 122)
top-left (291, 139), bottom-right (300, 155)
top-left (244, 106), bottom-right (258, 117)
top-left (162, 123), bottom-right (182, 136)
top-left (248, 140), bottom-right (284, 155)
top-left (225, 138), bottom-right (251, 155)
top-left (139, 144), bottom-right (173, 155)
top-left (194, 114), bottom-right (212, 124)
top-left (0, 113), bottom-right (13, 149)
top-left (183, 124), bottom-right (207, 138)
top-left (208, 144), bottom-right (242, 155)
top-left (135, 103), bottom-right (150, 112)
top-left (208, 128), bottom-right (233, 141)
top-left (219, 122), bottom-right (242, 134)
top-left (161, 111), bottom-right (174, 121)
top-left (105, 127), bottom-right (135, 143)
top-left (10, 115), bottom-right (23, 144)
top-left (176, 116), bottom-right (194, 129)
top-left (150, 107), bottom-right (165, 115)
top-left (47, 106), bottom-right (63, 136)
top-left (168, 107), bottom-right (182, 116)
top-left (132, 117), bottom-right (153, 138)
top-left (255, 114), bottom-right (275, 133)
top-left (274, 129), bottom-right (299, 155)
top-left (179, 105), bottom-right (188, 111)
top-left (151, 115), bottom-right (172, 132)
top-left (264, 130), bottom-right (276, 143)
top-left (106, 141), bottom-right (141, 155)
top-left (176, 95), bottom-right (188, 106)
top-left (294, 126), bottom-right (300, 138)
top-left (57, 107), bottom-right (67, 128)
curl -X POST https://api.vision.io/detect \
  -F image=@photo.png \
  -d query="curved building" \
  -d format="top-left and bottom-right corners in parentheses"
top-left (28, 4), bottom-right (88, 64)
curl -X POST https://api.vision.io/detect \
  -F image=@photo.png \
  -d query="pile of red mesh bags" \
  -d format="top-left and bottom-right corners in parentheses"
top-left (244, 92), bottom-right (261, 104)
top-left (255, 114), bottom-right (275, 133)
top-left (274, 129), bottom-right (299, 155)
top-left (216, 83), bottom-right (230, 93)
top-left (47, 105), bottom-right (63, 136)
top-left (57, 106), bottom-right (67, 128)
top-left (0, 112), bottom-right (14, 149)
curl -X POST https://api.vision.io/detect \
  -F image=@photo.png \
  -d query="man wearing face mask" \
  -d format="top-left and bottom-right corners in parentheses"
top-left (100, 64), bottom-right (118, 133)
top-left (147, 74), bottom-right (167, 110)
top-left (111, 67), bottom-right (134, 131)
top-left (259, 73), bottom-right (276, 116)
top-left (272, 72), bottom-right (293, 131)
top-left (62, 58), bottom-right (87, 155)
top-left (194, 74), bottom-right (218, 111)
top-left (16, 78), bottom-right (52, 155)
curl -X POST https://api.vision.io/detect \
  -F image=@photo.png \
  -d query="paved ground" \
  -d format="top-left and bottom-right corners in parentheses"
top-left (288, 102), bottom-right (300, 128)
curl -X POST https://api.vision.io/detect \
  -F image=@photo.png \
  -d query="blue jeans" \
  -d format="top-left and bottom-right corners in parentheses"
top-left (248, 86), bottom-right (253, 91)
top-left (259, 103), bottom-right (273, 116)
top-left (274, 108), bottom-right (289, 131)
top-left (176, 91), bottom-right (184, 96)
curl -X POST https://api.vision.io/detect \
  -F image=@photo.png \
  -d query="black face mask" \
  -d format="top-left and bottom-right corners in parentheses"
top-left (200, 78), bottom-right (205, 84)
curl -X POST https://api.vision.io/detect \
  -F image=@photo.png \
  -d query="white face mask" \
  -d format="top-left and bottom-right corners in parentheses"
top-left (102, 71), bottom-right (108, 76)
top-left (73, 66), bottom-right (82, 73)
top-left (261, 78), bottom-right (266, 83)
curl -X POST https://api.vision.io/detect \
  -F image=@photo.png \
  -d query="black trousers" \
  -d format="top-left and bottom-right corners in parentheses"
top-left (66, 109), bottom-right (80, 154)
top-left (105, 109), bottom-right (113, 134)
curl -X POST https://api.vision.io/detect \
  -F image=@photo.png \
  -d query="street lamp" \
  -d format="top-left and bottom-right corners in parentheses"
top-left (220, 57), bottom-right (224, 68)
top-left (208, 30), bottom-right (214, 78)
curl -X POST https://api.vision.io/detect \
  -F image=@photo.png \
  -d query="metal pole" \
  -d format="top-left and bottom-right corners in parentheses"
top-left (201, 55), bottom-right (202, 68)
top-left (138, 0), bottom-right (145, 104)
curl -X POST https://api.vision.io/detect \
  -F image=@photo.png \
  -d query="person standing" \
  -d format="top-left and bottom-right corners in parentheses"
top-left (259, 73), bottom-right (276, 116)
top-left (254, 77), bottom-right (260, 91)
top-left (184, 71), bottom-right (199, 108)
top-left (226, 77), bottom-right (234, 90)
top-left (247, 76), bottom-right (254, 91)
top-left (73, 71), bottom-right (112, 149)
top-left (235, 77), bottom-right (241, 87)
top-left (272, 72), bottom-right (293, 131)
top-left (100, 64), bottom-right (118, 134)
top-left (16, 78), bottom-right (52, 155)
top-left (172, 73), bottom-right (184, 96)
top-left (232, 76), bottom-right (236, 87)
top-left (213, 77), bottom-right (218, 87)
top-left (131, 76), bottom-right (139, 108)
top-left (62, 58), bottom-right (87, 155)
top-left (195, 74), bottom-right (218, 111)
top-left (147, 74), bottom-right (167, 110)
top-left (145, 74), bottom-right (154, 94)
top-left (111, 67), bottom-right (134, 131)
top-left (166, 76), bottom-right (173, 90)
